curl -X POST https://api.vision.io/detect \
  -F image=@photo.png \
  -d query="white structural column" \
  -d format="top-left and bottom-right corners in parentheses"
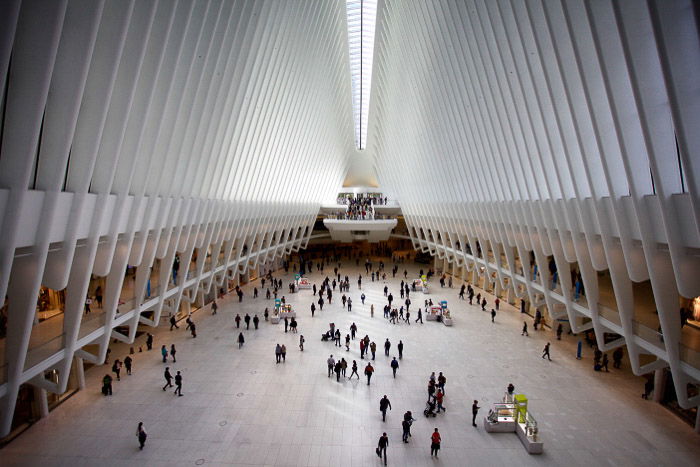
top-left (369, 0), bottom-right (700, 416)
top-left (0, 0), bottom-right (353, 437)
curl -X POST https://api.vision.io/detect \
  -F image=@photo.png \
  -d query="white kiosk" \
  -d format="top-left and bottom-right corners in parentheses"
top-left (440, 300), bottom-right (453, 326)
top-left (296, 276), bottom-right (312, 290)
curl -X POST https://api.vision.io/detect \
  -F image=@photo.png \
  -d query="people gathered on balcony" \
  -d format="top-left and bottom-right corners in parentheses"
top-left (336, 193), bottom-right (389, 206)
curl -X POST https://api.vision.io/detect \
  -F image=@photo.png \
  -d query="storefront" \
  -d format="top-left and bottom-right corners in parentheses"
top-left (36, 287), bottom-right (65, 322)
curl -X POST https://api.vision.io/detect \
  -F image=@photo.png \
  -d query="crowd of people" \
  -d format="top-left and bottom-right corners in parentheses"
top-left (92, 245), bottom-right (650, 458)
top-left (336, 193), bottom-right (389, 206)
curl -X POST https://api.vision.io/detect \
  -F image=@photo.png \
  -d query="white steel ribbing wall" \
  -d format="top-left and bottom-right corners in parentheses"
top-left (370, 0), bottom-right (700, 411)
top-left (0, 0), bottom-right (353, 436)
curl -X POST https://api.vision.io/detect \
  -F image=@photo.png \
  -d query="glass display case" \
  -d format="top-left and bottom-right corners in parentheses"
top-left (487, 402), bottom-right (516, 423)
top-left (522, 412), bottom-right (539, 442)
top-left (279, 304), bottom-right (295, 318)
top-left (426, 305), bottom-right (441, 321)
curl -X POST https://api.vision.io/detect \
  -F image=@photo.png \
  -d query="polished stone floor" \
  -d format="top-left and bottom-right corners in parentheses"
top-left (3, 259), bottom-right (699, 466)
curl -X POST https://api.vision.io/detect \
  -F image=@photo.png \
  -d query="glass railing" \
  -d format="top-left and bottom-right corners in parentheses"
top-left (598, 305), bottom-right (622, 326)
top-left (679, 343), bottom-right (700, 369)
top-left (24, 334), bottom-right (65, 371)
top-left (324, 212), bottom-right (396, 220)
top-left (79, 311), bottom-right (107, 339)
top-left (631, 320), bottom-right (665, 349)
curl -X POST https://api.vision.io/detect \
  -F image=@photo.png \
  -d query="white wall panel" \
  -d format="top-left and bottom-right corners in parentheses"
top-left (0, 0), bottom-right (352, 436)
top-left (370, 0), bottom-right (700, 414)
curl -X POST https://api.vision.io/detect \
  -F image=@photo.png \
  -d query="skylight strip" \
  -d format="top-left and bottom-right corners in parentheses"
top-left (346, 0), bottom-right (377, 150)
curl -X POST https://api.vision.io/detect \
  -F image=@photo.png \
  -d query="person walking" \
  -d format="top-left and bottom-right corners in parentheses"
top-left (276, 344), bottom-right (282, 363)
top-left (365, 362), bottom-right (374, 385)
top-left (299, 335), bottom-right (305, 351)
top-left (245, 313), bottom-right (251, 330)
top-left (340, 358), bottom-right (347, 377)
top-left (437, 372), bottom-right (446, 395)
top-left (436, 389), bottom-right (445, 412)
top-left (170, 315), bottom-right (178, 331)
top-left (360, 339), bottom-right (365, 359)
top-left (327, 355), bottom-right (335, 377)
top-left (174, 371), bottom-right (183, 396)
top-left (602, 353), bottom-right (610, 372)
top-left (235, 314), bottom-right (241, 328)
top-left (238, 332), bottom-right (245, 349)
top-left (253, 314), bottom-right (259, 329)
top-left (124, 356), bottom-right (132, 375)
top-left (613, 347), bottom-right (623, 368)
top-left (189, 322), bottom-right (196, 338)
top-left (350, 360), bottom-right (359, 379)
top-left (136, 422), bottom-right (147, 450)
top-left (370, 304), bottom-right (374, 317)
top-left (397, 340), bottom-right (403, 359)
top-left (310, 303), bottom-right (315, 317)
top-left (491, 308), bottom-right (496, 323)
top-left (390, 357), bottom-right (399, 378)
top-left (430, 428), bottom-right (441, 457)
top-left (162, 367), bottom-right (173, 390)
top-left (334, 360), bottom-right (342, 382)
top-left (380, 395), bottom-right (392, 421)
top-left (542, 342), bottom-right (551, 361)
top-left (577, 340), bottom-right (583, 360)
top-left (376, 433), bottom-right (388, 465)
top-left (146, 333), bottom-right (153, 350)
top-left (402, 418), bottom-right (411, 444)
top-left (403, 411), bottom-right (415, 442)
top-left (211, 300), bottom-right (218, 315)
top-left (345, 334), bottom-right (351, 351)
top-left (416, 308), bottom-right (423, 324)
top-left (472, 400), bottom-right (480, 427)
top-left (281, 344), bottom-right (287, 362)
top-left (112, 359), bottom-right (122, 381)
top-left (556, 323), bottom-right (563, 340)
top-left (361, 293), bottom-right (366, 304)
top-left (350, 322), bottom-right (357, 339)
top-left (384, 338), bottom-right (391, 356)
top-left (370, 341), bottom-right (377, 360)
top-left (522, 322), bottom-right (529, 336)
top-left (170, 344), bottom-right (177, 362)
top-left (102, 374), bottom-right (113, 396)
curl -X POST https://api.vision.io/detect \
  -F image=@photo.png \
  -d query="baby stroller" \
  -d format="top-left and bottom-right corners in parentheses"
top-left (423, 399), bottom-right (437, 417)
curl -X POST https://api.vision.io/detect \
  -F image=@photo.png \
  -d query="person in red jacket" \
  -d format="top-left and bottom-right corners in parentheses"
top-left (430, 428), bottom-right (441, 457)
top-left (364, 362), bottom-right (374, 385)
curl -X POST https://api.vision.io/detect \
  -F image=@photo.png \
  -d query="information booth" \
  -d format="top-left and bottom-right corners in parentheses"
top-left (426, 305), bottom-right (441, 321)
top-left (271, 298), bottom-right (282, 323)
top-left (440, 300), bottom-right (453, 326)
top-left (483, 393), bottom-right (543, 454)
top-left (296, 276), bottom-right (312, 290)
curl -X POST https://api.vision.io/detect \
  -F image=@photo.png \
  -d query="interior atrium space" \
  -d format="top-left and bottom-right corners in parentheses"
top-left (0, 0), bottom-right (699, 465)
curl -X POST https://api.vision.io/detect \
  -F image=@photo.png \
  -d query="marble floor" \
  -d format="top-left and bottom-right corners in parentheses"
top-left (3, 259), bottom-right (699, 466)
